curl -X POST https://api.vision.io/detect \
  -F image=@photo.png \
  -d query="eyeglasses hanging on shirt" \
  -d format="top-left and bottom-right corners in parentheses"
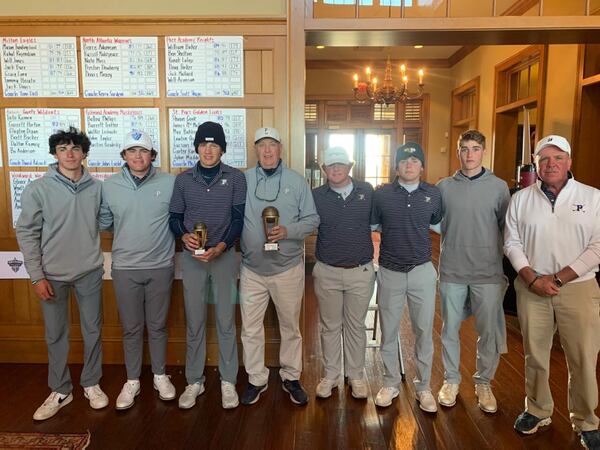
top-left (254, 169), bottom-right (282, 202)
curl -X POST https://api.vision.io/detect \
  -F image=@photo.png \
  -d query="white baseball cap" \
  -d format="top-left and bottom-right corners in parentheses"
top-left (123, 130), bottom-right (153, 151)
top-left (534, 135), bottom-right (571, 157)
top-left (254, 127), bottom-right (281, 143)
top-left (323, 146), bottom-right (351, 166)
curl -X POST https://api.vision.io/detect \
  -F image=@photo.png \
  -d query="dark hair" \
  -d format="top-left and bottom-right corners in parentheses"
top-left (119, 148), bottom-right (158, 162)
top-left (49, 127), bottom-right (91, 155)
top-left (458, 129), bottom-right (486, 149)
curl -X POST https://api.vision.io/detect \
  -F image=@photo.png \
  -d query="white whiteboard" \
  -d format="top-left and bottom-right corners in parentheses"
top-left (85, 108), bottom-right (161, 167)
top-left (10, 171), bottom-right (45, 227)
top-left (0, 37), bottom-right (79, 97)
top-left (5, 108), bottom-right (81, 167)
top-left (165, 36), bottom-right (243, 98)
top-left (169, 108), bottom-right (246, 168)
top-left (81, 36), bottom-right (159, 98)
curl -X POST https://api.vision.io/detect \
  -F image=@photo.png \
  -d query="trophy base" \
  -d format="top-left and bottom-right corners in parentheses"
top-left (194, 248), bottom-right (206, 256)
top-left (264, 243), bottom-right (279, 251)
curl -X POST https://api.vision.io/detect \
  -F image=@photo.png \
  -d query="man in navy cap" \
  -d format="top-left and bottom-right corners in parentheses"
top-left (169, 121), bottom-right (247, 410)
top-left (372, 142), bottom-right (442, 412)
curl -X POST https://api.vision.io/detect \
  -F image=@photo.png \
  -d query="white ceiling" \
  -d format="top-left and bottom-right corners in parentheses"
top-left (305, 45), bottom-right (463, 61)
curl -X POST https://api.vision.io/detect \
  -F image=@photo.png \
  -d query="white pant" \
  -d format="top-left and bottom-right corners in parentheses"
top-left (240, 263), bottom-right (305, 386)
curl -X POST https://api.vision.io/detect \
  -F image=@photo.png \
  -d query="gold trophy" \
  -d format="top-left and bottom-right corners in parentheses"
top-left (193, 222), bottom-right (207, 256)
top-left (262, 207), bottom-right (280, 251)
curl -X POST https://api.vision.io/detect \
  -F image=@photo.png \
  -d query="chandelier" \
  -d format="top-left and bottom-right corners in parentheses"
top-left (352, 56), bottom-right (424, 105)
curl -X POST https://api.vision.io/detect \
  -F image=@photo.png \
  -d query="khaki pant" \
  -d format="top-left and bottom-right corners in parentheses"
top-left (240, 263), bottom-right (304, 386)
top-left (313, 261), bottom-right (376, 381)
top-left (515, 277), bottom-right (600, 431)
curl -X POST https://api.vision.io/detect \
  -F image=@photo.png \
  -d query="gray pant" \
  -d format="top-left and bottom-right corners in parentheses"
top-left (182, 249), bottom-right (239, 385)
top-left (378, 262), bottom-right (437, 391)
top-left (313, 261), bottom-right (375, 380)
top-left (112, 267), bottom-right (174, 379)
top-left (439, 281), bottom-right (507, 385)
top-left (42, 267), bottom-right (104, 394)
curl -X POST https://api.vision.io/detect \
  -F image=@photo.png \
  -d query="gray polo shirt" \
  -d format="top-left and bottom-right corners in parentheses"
top-left (241, 161), bottom-right (319, 276)
top-left (313, 179), bottom-right (375, 267)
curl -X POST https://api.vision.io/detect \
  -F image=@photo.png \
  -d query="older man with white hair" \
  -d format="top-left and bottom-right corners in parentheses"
top-left (504, 135), bottom-right (600, 449)
top-left (239, 127), bottom-right (319, 406)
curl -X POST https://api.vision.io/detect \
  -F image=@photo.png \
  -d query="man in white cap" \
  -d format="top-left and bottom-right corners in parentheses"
top-left (239, 127), bottom-right (319, 406)
top-left (504, 135), bottom-right (600, 448)
top-left (99, 130), bottom-right (177, 410)
top-left (311, 146), bottom-right (376, 400)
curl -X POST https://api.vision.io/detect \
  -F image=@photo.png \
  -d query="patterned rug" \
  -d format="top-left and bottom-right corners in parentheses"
top-left (0, 431), bottom-right (90, 449)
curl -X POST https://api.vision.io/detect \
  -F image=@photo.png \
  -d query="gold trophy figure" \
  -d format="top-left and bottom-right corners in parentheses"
top-left (193, 222), bottom-right (208, 256)
top-left (262, 207), bottom-right (280, 251)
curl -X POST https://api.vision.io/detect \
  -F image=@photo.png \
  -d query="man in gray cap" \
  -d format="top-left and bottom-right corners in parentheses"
top-left (311, 146), bottom-right (376, 400)
top-left (372, 142), bottom-right (442, 412)
top-left (169, 121), bottom-right (247, 410)
top-left (505, 135), bottom-right (600, 449)
top-left (239, 126), bottom-right (319, 406)
top-left (100, 130), bottom-right (176, 410)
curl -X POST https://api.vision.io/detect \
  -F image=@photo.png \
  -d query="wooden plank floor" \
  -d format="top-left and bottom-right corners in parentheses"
top-left (0, 235), bottom-right (595, 449)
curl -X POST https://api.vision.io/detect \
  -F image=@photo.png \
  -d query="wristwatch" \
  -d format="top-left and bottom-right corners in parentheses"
top-left (553, 274), bottom-right (563, 287)
top-left (31, 279), bottom-right (41, 285)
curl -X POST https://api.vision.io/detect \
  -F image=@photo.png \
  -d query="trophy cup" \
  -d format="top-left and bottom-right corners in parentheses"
top-left (193, 222), bottom-right (207, 256)
top-left (262, 207), bottom-right (280, 251)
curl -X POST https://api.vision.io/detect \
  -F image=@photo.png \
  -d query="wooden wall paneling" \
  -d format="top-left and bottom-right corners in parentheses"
top-left (245, 51), bottom-right (264, 93)
top-left (0, 18), bottom-right (287, 366)
top-left (0, 281), bottom-right (16, 323)
top-left (261, 50), bottom-right (274, 93)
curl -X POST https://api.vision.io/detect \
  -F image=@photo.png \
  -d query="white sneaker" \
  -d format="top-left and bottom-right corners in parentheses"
top-left (349, 378), bottom-right (368, 399)
top-left (221, 381), bottom-right (239, 409)
top-left (153, 374), bottom-right (176, 401)
top-left (116, 380), bottom-right (140, 410)
top-left (316, 378), bottom-right (338, 398)
top-left (83, 385), bottom-right (109, 410)
top-left (416, 390), bottom-right (438, 413)
top-left (375, 386), bottom-right (399, 407)
top-left (178, 383), bottom-right (205, 409)
top-left (33, 392), bottom-right (73, 421)
top-left (475, 384), bottom-right (497, 413)
top-left (438, 381), bottom-right (460, 407)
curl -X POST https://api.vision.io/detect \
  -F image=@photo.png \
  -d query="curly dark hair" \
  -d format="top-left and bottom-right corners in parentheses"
top-left (48, 127), bottom-right (91, 155)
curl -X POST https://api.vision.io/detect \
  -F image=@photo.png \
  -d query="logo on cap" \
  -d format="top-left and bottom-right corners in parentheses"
top-left (206, 137), bottom-right (215, 141)
top-left (406, 147), bottom-right (416, 153)
top-left (132, 131), bottom-right (142, 141)
top-left (547, 137), bottom-right (553, 142)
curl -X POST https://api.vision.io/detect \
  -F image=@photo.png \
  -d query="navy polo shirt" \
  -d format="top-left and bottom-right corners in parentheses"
top-left (373, 180), bottom-right (442, 272)
top-left (169, 162), bottom-right (246, 248)
top-left (313, 180), bottom-right (375, 267)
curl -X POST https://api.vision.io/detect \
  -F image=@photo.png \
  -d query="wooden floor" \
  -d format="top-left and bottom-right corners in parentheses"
top-left (0, 237), bottom-right (595, 449)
